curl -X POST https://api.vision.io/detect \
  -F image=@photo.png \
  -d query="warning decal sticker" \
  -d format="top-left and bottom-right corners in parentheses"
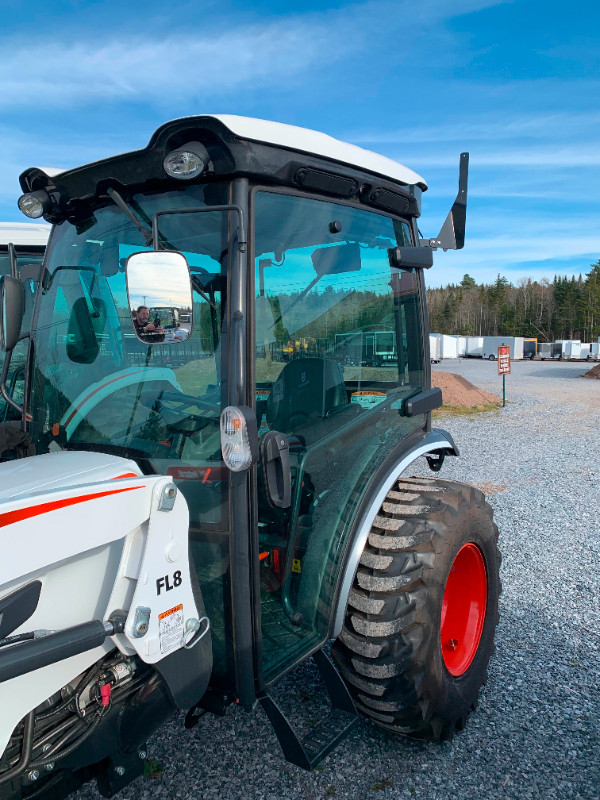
top-left (158, 603), bottom-right (184, 655)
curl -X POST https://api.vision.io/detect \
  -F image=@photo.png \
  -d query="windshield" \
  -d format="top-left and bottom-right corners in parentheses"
top-left (28, 184), bottom-right (230, 527)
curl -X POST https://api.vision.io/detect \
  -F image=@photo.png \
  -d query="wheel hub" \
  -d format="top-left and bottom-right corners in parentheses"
top-left (440, 543), bottom-right (487, 676)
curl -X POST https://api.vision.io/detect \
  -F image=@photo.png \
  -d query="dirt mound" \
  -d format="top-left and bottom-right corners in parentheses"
top-left (581, 363), bottom-right (600, 379)
top-left (432, 371), bottom-right (501, 408)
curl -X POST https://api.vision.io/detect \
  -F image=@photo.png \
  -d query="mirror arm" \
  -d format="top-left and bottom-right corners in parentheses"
top-left (419, 152), bottom-right (469, 252)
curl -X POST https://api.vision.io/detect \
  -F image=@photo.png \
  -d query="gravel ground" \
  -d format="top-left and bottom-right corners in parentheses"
top-left (74, 359), bottom-right (600, 800)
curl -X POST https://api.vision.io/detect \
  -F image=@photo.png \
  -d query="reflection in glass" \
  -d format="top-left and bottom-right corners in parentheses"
top-left (126, 251), bottom-right (193, 344)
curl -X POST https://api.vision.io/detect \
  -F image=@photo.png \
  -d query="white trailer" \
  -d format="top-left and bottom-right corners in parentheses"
top-left (440, 334), bottom-right (459, 359)
top-left (0, 221), bottom-right (50, 247)
top-left (457, 336), bottom-right (467, 356)
top-left (555, 339), bottom-right (581, 359)
top-left (429, 333), bottom-right (441, 362)
top-left (481, 336), bottom-right (524, 360)
top-left (590, 342), bottom-right (600, 361)
top-left (0, 221), bottom-right (49, 277)
top-left (465, 336), bottom-right (484, 357)
top-left (539, 342), bottom-right (561, 360)
top-left (564, 341), bottom-right (581, 360)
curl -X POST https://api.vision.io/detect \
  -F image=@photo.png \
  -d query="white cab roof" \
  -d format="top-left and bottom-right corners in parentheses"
top-left (0, 222), bottom-right (50, 247)
top-left (208, 115), bottom-right (427, 189)
top-left (23, 117), bottom-right (427, 191)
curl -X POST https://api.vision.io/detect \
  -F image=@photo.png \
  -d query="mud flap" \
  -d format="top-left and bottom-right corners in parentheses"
top-left (154, 578), bottom-right (212, 710)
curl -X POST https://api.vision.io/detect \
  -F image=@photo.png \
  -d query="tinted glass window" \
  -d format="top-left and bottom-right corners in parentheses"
top-left (254, 191), bottom-right (425, 680)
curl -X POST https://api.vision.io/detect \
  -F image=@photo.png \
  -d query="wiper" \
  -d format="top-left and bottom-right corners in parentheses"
top-left (106, 187), bottom-right (153, 247)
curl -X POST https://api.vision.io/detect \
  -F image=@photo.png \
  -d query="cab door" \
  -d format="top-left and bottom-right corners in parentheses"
top-left (253, 190), bottom-right (426, 683)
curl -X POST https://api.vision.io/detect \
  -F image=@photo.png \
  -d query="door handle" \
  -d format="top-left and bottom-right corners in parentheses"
top-left (260, 430), bottom-right (291, 508)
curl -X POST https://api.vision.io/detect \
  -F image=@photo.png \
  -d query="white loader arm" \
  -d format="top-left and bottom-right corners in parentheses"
top-left (0, 451), bottom-right (209, 758)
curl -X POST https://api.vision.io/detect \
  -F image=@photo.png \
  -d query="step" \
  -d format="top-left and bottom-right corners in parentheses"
top-left (259, 649), bottom-right (359, 770)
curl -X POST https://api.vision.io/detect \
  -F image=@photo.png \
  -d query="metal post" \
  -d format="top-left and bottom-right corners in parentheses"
top-left (503, 374), bottom-right (506, 407)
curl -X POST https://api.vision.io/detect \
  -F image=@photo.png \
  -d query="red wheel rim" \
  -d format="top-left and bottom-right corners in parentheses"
top-left (440, 543), bottom-right (487, 676)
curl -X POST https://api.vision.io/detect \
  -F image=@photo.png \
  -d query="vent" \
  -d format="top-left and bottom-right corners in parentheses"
top-left (294, 168), bottom-right (359, 197)
top-left (367, 188), bottom-right (410, 214)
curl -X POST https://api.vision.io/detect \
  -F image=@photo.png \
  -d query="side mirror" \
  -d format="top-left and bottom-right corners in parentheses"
top-left (388, 247), bottom-right (434, 269)
top-left (0, 276), bottom-right (25, 352)
top-left (126, 251), bottom-right (194, 345)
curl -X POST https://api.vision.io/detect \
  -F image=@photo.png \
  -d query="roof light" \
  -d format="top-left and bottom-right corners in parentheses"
top-left (163, 141), bottom-right (209, 180)
top-left (220, 406), bottom-right (257, 472)
top-left (18, 190), bottom-right (51, 219)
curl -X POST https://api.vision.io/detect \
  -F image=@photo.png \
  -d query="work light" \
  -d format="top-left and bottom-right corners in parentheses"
top-left (18, 190), bottom-right (51, 219)
top-left (163, 142), bottom-right (209, 180)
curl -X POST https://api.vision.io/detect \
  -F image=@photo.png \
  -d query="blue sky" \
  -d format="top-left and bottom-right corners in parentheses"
top-left (1, 0), bottom-right (598, 288)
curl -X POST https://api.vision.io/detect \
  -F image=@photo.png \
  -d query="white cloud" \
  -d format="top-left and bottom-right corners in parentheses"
top-left (0, 22), bottom-right (349, 108)
top-left (0, 0), bottom-right (509, 109)
top-left (347, 109), bottom-right (600, 146)
top-left (386, 144), bottom-right (600, 169)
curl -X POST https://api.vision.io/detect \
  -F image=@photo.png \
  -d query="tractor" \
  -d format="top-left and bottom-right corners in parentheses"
top-left (0, 116), bottom-right (500, 799)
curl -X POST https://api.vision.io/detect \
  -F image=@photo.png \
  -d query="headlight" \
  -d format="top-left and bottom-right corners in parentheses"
top-left (18, 190), bottom-right (50, 219)
top-left (163, 142), bottom-right (209, 180)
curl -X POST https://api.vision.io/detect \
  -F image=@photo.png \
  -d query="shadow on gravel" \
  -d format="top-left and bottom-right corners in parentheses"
top-left (530, 366), bottom-right (592, 379)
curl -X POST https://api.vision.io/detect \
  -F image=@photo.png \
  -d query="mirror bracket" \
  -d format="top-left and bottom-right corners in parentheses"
top-left (419, 152), bottom-right (469, 252)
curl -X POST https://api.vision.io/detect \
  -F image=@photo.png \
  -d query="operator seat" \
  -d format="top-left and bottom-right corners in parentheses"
top-left (266, 357), bottom-right (349, 435)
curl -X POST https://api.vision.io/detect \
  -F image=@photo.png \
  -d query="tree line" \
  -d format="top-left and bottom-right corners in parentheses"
top-left (426, 260), bottom-right (600, 342)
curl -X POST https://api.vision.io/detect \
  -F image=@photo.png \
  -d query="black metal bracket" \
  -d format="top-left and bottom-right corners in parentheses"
top-left (426, 451), bottom-right (446, 472)
top-left (420, 152), bottom-right (469, 252)
top-left (96, 747), bottom-right (146, 798)
top-left (258, 649), bottom-right (359, 770)
top-left (184, 689), bottom-right (232, 728)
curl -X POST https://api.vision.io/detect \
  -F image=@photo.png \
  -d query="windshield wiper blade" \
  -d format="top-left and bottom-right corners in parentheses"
top-left (106, 187), bottom-right (153, 247)
top-left (191, 274), bottom-right (217, 311)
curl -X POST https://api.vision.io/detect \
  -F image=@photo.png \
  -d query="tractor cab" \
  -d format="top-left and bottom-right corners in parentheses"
top-left (0, 117), bottom-right (481, 786)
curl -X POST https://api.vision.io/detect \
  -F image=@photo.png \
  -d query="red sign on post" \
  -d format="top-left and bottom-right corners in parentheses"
top-left (498, 345), bottom-right (511, 374)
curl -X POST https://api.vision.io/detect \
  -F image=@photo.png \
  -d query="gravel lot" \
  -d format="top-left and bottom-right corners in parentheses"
top-left (75, 359), bottom-right (600, 800)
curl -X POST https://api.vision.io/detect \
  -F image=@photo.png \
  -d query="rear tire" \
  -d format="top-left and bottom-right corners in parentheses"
top-left (332, 477), bottom-right (500, 740)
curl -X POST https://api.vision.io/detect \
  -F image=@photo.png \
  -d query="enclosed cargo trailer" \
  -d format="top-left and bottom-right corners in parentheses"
top-left (523, 338), bottom-right (537, 359)
top-left (465, 336), bottom-right (484, 357)
top-left (481, 337), bottom-right (524, 360)
top-left (440, 334), bottom-right (459, 359)
top-left (429, 334), bottom-right (441, 363)
top-left (539, 342), bottom-right (562, 360)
